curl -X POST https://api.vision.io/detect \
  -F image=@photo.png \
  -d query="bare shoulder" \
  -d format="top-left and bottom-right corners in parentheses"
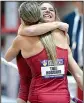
top-left (53, 29), bottom-right (66, 36)
top-left (16, 34), bottom-right (33, 46)
top-left (12, 35), bottom-right (32, 50)
top-left (52, 29), bottom-right (69, 49)
top-left (12, 35), bottom-right (23, 46)
top-left (18, 24), bottom-right (29, 36)
top-left (14, 35), bottom-right (21, 42)
top-left (54, 29), bottom-right (65, 34)
top-left (53, 29), bottom-right (68, 41)
top-left (17, 34), bottom-right (31, 41)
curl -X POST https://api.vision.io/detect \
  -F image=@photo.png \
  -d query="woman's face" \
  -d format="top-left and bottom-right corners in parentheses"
top-left (40, 3), bottom-right (56, 22)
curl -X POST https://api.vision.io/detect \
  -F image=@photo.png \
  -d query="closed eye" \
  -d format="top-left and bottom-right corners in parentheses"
top-left (49, 8), bottom-right (54, 11)
top-left (41, 7), bottom-right (47, 10)
top-left (41, 7), bottom-right (54, 12)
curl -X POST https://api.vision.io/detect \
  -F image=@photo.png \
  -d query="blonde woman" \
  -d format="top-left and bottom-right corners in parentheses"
top-left (5, 2), bottom-right (83, 103)
top-left (11, 2), bottom-right (68, 103)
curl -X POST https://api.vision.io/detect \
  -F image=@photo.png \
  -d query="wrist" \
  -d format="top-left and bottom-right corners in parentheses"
top-left (52, 22), bottom-right (60, 28)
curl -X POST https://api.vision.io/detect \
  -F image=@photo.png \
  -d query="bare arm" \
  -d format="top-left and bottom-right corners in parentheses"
top-left (68, 46), bottom-right (83, 90)
top-left (17, 98), bottom-right (27, 103)
top-left (5, 37), bottom-right (20, 62)
top-left (18, 22), bottom-right (69, 36)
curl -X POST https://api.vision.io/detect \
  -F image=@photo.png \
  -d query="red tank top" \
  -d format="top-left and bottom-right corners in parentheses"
top-left (25, 46), bottom-right (70, 103)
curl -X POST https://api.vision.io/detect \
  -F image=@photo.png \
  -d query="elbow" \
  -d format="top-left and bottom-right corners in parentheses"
top-left (19, 28), bottom-right (35, 36)
top-left (25, 27), bottom-right (36, 36)
top-left (19, 26), bottom-right (37, 36)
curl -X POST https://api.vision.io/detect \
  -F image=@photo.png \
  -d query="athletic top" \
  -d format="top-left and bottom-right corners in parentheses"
top-left (25, 46), bottom-right (70, 103)
top-left (16, 52), bottom-right (32, 102)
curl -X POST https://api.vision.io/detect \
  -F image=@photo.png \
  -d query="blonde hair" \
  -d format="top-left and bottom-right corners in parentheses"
top-left (18, 2), bottom-right (41, 25)
top-left (39, 2), bottom-right (60, 63)
top-left (19, 2), bottom-right (61, 63)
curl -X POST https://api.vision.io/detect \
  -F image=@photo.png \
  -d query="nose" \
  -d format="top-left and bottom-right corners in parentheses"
top-left (45, 8), bottom-right (50, 13)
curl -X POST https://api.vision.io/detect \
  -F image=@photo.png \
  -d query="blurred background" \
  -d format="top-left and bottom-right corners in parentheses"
top-left (1, 1), bottom-right (83, 103)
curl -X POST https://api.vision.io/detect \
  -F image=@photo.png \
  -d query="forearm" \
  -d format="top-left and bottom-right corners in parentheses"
top-left (68, 55), bottom-right (83, 90)
top-left (69, 68), bottom-right (83, 90)
top-left (17, 98), bottom-right (27, 103)
top-left (19, 22), bottom-right (68, 36)
top-left (73, 65), bottom-right (83, 90)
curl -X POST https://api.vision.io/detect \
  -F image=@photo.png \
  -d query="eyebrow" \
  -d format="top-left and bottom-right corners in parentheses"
top-left (41, 7), bottom-right (47, 9)
top-left (41, 7), bottom-right (54, 10)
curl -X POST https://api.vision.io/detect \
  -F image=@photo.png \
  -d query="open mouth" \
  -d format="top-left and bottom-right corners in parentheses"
top-left (43, 14), bottom-right (52, 18)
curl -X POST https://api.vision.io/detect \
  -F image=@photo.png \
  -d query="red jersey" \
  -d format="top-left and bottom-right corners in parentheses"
top-left (25, 46), bottom-right (70, 103)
